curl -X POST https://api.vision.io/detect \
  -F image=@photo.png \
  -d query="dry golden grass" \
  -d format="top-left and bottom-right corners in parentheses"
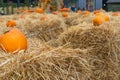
top-left (0, 41), bottom-right (90, 80)
top-left (0, 11), bottom-right (120, 80)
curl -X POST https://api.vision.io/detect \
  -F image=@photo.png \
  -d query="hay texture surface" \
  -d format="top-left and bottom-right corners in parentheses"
top-left (23, 14), bottom-right (66, 42)
top-left (0, 44), bottom-right (91, 80)
top-left (58, 26), bottom-right (120, 80)
top-left (0, 11), bottom-right (120, 80)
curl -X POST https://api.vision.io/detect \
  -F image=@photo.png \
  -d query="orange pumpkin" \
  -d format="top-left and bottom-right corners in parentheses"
top-left (93, 15), bottom-right (106, 26)
top-left (95, 13), bottom-right (110, 21)
top-left (27, 10), bottom-right (34, 13)
top-left (103, 14), bottom-right (110, 21)
top-left (95, 13), bottom-right (102, 16)
top-left (93, 10), bottom-right (100, 14)
top-left (36, 8), bottom-right (43, 14)
top-left (112, 12), bottom-right (119, 16)
top-left (59, 8), bottom-right (69, 12)
top-left (59, 9), bottom-right (64, 12)
top-left (62, 13), bottom-right (68, 17)
top-left (40, 16), bottom-right (47, 21)
top-left (6, 20), bottom-right (16, 27)
top-left (52, 11), bottom-right (58, 15)
top-left (77, 10), bottom-right (81, 13)
top-left (83, 11), bottom-right (90, 15)
top-left (63, 8), bottom-right (69, 12)
top-left (0, 28), bottom-right (27, 53)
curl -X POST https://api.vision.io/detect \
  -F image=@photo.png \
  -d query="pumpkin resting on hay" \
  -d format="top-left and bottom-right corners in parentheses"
top-left (0, 28), bottom-right (27, 53)
top-left (6, 20), bottom-right (16, 27)
top-left (62, 13), bottom-right (68, 17)
top-left (112, 12), bottom-right (120, 16)
top-left (93, 13), bottom-right (110, 26)
top-left (83, 11), bottom-right (90, 15)
top-left (93, 10), bottom-right (100, 14)
top-left (59, 8), bottom-right (69, 12)
top-left (36, 8), bottom-right (43, 14)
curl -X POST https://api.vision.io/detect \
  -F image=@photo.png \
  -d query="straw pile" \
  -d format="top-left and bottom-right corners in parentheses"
top-left (58, 26), bottom-right (120, 80)
top-left (23, 14), bottom-right (66, 42)
top-left (0, 40), bottom-right (91, 80)
top-left (63, 13), bottom-right (79, 26)
top-left (0, 11), bottom-right (120, 80)
top-left (71, 13), bottom-right (93, 27)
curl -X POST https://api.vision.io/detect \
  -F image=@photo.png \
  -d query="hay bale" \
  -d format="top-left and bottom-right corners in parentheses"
top-left (0, 45), bottom-right (91, 80)
top-left (58, 26), bottom-right (120, 80)
top-left (59, 27), bottom-right (115, 54)
top-left (19, 14), bottom-right (67, 41)
top-left (71, 14), bottom-right (94, 27)
top-left (63, 13), bottom-right (79, 26)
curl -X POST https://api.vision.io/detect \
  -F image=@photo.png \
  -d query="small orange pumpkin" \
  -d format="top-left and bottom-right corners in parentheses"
top-left (59, 8), bottom-right (69, 12)
top-left (83, 11), bottom-right (90, 15)
top-left (6, 20), bottom-right (16, 27)
top-left (40, 16), bottom-right (47, 21)
top-left (95, 13), bottom-right (110, 21)
top-left (0, 28), bottom-right (27, 53)
top-left (36, 8), bottom-right (43, 14)
top-left (112, 13), bottom-right (118, 16)
top-left (27, 10), bottom-right (34, 13)
top-left (52, 11), bottom-right (58, 15)
top-left (112, 12), bottom-right (119, 16)
top-left (93, 10), bottom-right (100, 14)
top-left (93, 15), bottom-right (106, 26)
top-left (77, 10), bottom-right (81, 13)
top-left (62, 13), bottom-right (68, 17)
top-left (63, 8), bottom-right (69, 12)
top-left (103, 14), bottom-right (110, 21)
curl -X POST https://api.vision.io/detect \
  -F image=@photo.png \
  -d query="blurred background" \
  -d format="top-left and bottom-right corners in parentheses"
top-left (0, 0), bottom-right (120, 15)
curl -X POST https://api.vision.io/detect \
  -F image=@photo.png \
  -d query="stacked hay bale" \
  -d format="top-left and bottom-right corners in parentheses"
top-left (0, 41), bottom-right (91, 80)
top-left (63, 13), bottom-right (79, 26)
top-left (16, 13), bottom-right (67, 41)
top-left (58, 26), bottom-right (120, 80)
top-left (26, 14), bottom-right (67, 42)
top-left (100, 15), bottom-right (120, 79)
top-left (0, 11), bottom-right (120, 80)
top-left (16, 13), bottom-right (42, 34)
top-left (71, 13), bottom-right (93, 27)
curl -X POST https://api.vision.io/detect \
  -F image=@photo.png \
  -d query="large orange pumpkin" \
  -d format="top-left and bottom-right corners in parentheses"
top-left (36, 8), bottom-right (43, 14)
top-left (6, 20), bottom-right (16, 27)
top-left (0, 28), bottom-right (27, 53)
